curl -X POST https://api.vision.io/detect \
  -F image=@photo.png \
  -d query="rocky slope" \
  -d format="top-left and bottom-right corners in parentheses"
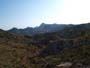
top-left (0, 23), bottom-right (90, 68)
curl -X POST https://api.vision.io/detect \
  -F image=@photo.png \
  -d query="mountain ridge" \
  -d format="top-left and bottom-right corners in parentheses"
top-left (8, 23), bottom-right (90, 36)
top-left (8, 23), bottom-right (68, 36)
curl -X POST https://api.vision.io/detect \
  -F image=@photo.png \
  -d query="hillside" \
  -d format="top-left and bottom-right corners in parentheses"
top-left (0, 29), bottom-right (41, 68)
top-left (30, 23), bottom-right (90, 68)
top-left (0, 23), bottom-right (90, 68)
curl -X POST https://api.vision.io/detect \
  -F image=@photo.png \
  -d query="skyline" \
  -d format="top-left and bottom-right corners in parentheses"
top-left (0, 0), bottom-right (90, 30)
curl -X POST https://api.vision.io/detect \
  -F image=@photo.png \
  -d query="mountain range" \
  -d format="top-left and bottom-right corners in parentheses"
top-left (0, 23), bottom-right (90, 68)
top-left (8, 23), bottom-right (69, 36)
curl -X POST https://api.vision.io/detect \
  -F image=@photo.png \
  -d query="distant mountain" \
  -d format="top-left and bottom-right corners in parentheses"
top-left (8, 23), bottom-right (67, 36)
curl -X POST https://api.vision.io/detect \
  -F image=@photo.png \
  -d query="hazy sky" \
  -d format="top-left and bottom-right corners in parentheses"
top-left (0, 0), bottom-right (90, 30)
